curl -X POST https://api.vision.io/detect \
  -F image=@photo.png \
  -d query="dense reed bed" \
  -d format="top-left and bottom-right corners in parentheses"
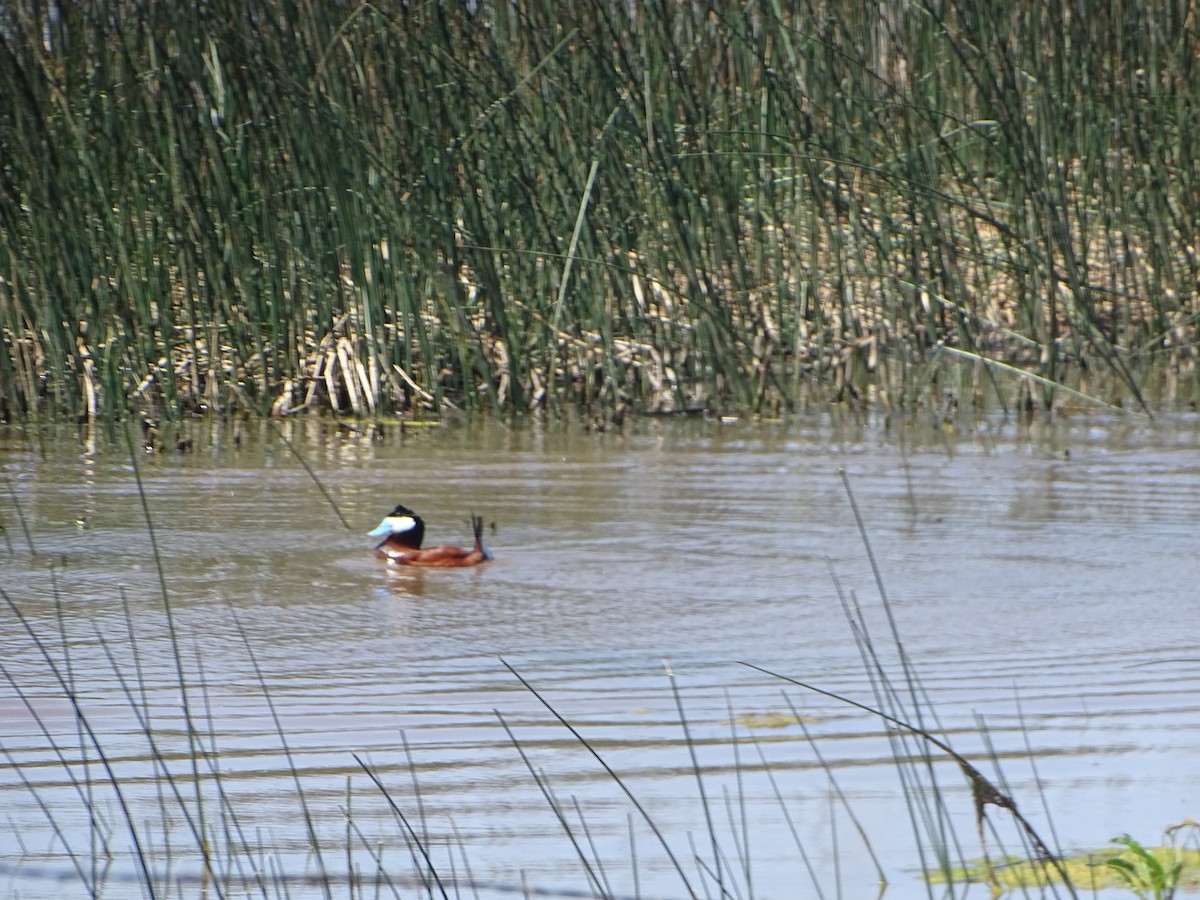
top-left (1, 0), bottom-right (1197, 422)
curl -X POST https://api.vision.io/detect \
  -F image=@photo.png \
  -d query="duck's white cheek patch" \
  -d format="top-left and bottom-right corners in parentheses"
top-left (369, 515), bottom-right (417, 537)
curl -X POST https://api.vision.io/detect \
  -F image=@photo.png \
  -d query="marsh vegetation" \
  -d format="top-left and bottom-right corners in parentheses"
top-left (2, 0), bottom-right (1198, 422)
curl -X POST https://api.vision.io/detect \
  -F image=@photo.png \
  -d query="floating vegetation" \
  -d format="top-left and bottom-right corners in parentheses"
top-left (928, 830), bottom-right (1200, 896)
top-left (1, 0), bottom-right (1198, 423)
top-left (732, 711), bottom-right (821, 730)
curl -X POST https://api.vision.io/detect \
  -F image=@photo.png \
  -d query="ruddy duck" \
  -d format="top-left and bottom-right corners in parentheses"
top-left (369, 504), bottom-right (493, 567)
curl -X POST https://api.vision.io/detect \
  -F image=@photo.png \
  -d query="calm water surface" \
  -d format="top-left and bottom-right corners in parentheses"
top-left (1, 413), bottom-right (1199, 899)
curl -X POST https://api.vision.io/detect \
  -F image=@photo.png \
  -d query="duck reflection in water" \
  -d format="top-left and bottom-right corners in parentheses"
top-left (369, 504), bottom-right (494, 568)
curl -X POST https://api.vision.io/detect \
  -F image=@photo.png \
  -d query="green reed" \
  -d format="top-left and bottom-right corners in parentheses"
top-left (1, 0), bottom-right (1197, 423)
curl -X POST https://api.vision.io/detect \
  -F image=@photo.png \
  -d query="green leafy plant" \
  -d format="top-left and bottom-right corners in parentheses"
top-left (1106, 832), bottom-right (1187, 900)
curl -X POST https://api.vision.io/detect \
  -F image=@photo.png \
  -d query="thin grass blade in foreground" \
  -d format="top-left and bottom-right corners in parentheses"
top-left (229, 608), bottom-right (334, 899)
top-left (494, 711), bottom-right (610, 896)
top-left (499, 658), bottom-right (700, 899)
top-left (741, 661), bottom-right (1076, 895)
top-left (776, 690), bottom-right (886, 890)
top-left (123, 424), bottom-right (220, 888)
top-left (1, 589), bottom-right (161, 898)
top-left (351, 753), bottom-right (451, 900)
top-left (664, 661), bottom-right (726, 897)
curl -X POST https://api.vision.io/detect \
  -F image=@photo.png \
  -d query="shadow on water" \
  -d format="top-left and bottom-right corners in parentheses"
top-left (2, 412), bottom-right (1200, 898)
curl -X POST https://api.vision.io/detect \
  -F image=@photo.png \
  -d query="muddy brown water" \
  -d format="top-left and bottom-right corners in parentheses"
top-left (1, 413), bottom-right (1198, 899)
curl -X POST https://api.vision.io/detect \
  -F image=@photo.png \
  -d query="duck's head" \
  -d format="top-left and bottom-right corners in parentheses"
top-left (368, 504), bottom-right (425, 549)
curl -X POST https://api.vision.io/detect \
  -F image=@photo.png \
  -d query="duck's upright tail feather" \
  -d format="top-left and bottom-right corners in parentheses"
top-left (471, 512), bottom-right (494, 561)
